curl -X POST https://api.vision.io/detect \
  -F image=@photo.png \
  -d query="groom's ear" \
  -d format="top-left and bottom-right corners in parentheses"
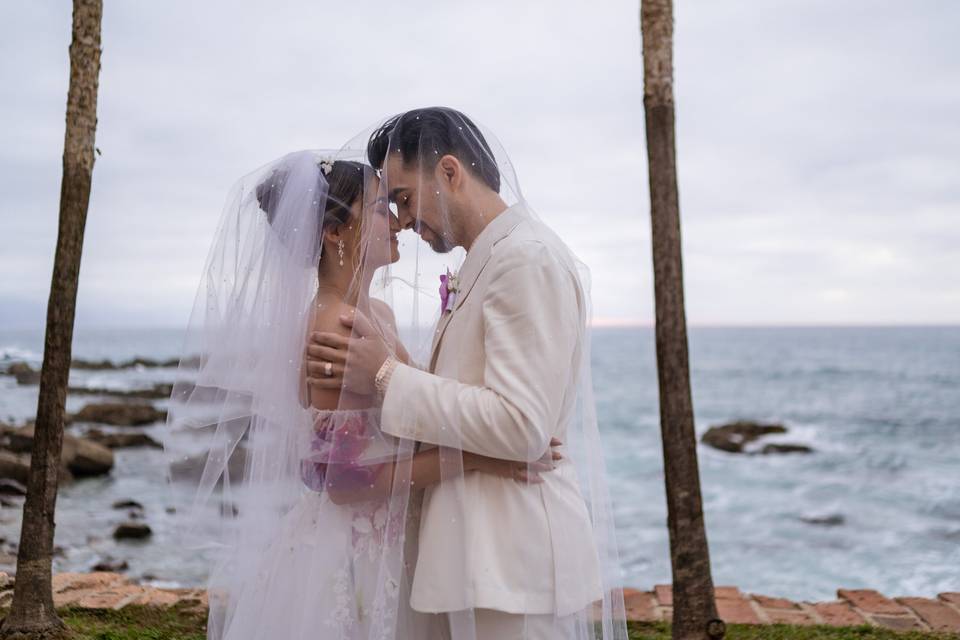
top-left (436, 154), bottom-right (464, 192)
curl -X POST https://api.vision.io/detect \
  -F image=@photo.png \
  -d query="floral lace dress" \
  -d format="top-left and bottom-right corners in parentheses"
top-left (216, 408), bottom-right (427, 640)
top-left (299, 408), bottom-right (423, 638)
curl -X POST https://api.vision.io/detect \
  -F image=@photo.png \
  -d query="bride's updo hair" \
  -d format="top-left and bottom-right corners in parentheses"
top-left (318, 160), bottom-right (371, 230)
top-left (255, 159), bottom-right (373, 264)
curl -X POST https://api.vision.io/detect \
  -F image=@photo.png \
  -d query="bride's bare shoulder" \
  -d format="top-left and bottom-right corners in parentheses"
top-left (309, 295), bottom-right (355, 337)
top-left (303, 296), bottom-right (355, 411)
top-left (369, 298), bottom-right (399, 327)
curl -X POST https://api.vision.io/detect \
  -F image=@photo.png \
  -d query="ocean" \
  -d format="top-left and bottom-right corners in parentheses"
top-left (0, 325), bottom-right (957, 600)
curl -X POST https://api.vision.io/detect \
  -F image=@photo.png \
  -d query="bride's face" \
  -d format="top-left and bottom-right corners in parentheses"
top-left (357, 176), bottom-right (401, 269)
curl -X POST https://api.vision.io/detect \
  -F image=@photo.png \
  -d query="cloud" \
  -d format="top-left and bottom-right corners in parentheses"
top-left (0, 0), bottom-right (957, 328)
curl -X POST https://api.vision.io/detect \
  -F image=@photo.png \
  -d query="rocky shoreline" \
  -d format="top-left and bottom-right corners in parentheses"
top-left (0, 357), bottom-right (953, 626)
top-left (700, 420), bottom-right (815, 455)
top-left (0, 358), bottom-right (178, 556)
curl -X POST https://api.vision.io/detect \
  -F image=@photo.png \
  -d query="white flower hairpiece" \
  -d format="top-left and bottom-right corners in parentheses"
top-left (319, 158), bottom-right (334, 176)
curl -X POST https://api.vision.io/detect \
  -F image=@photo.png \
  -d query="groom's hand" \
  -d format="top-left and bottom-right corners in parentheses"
top-left (307, 310), bottom-right (390, 397)
top-left (465, 438), bottom-right (565, 484)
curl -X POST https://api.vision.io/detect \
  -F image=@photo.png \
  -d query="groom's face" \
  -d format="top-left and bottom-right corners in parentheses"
top-left (382, 152), bottom-right (455, 254)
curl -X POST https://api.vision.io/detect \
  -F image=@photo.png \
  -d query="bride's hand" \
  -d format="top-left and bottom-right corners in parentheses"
top-left (308, 309), bottom-right (389, 395)
top-left (464, 438), bottom-right (563, 484)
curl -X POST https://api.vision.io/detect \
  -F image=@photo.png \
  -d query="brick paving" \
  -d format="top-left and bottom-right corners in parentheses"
top-left (0, 572), bottom-right (957, 634)
top-left (628, 584), bottom-right (960, 633)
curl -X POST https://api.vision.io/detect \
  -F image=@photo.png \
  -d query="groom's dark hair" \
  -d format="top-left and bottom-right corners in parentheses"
top-left (366, 107), bottom-right (501, 193)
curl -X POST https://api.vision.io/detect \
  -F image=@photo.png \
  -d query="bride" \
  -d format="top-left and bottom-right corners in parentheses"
top-left (164, 150), bottom-right (559, 639)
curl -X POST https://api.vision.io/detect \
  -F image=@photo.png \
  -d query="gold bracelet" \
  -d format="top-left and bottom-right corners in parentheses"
top-left (375, 356), bottom-right (398, 401)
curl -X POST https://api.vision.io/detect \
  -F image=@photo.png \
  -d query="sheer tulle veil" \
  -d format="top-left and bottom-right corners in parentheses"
top-left (340, 109), bottom-right (629, 639)
top-left (163, 148), bottom-right (426, 638)
top-left (163, 111), bottom-right (627, 640)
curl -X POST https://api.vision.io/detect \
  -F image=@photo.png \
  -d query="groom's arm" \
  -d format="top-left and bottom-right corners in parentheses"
top-left (380, 241), bottom-right (583, 462)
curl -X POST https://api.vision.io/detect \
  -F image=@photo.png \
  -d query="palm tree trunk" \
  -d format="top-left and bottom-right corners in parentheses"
top-left (640, 1), bottom-right (725, 639)
top-left (0, 0), bottom-right (102, 636)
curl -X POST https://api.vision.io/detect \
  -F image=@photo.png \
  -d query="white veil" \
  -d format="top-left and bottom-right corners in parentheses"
top-left (322, 108), bottom-right (629, 640)
top-left (164, 110), bottom-right (628, 640)
top-left (163, 149), bottom-right (429, 639)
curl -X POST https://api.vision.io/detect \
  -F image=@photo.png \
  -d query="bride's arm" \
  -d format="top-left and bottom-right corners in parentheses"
top-left (325, 444), bottom-right (561, 506)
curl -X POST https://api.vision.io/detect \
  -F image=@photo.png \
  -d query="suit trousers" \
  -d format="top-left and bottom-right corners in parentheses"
top-left (435, 608), bottom-right (577, 640)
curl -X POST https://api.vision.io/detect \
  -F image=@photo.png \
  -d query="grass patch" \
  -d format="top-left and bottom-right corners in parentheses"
top-left (628, 621), bottom-right (958, 639)
top-left (38, 605), bottom-right (205, 640)
top-left (61, 605), bottom-right (206, 640)
top-left (3, 608), bottom-right (956, 640)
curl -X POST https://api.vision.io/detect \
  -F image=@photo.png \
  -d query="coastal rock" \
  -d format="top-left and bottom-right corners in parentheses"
top-left (0, 479), bottom-right (27, 496)
top-left (5, 424), bottom-right (113, 477)
top-left (169, 445), bottom-right (249, 484)
top-left (6, 362), bottom-right (40, 385)
top-left (701, 420), bottom-right (814, 455)
top-left (92, 557), bottom-right (129, 573)
top-left (702, 421), bottom-right (786, 453)
top-left (72, 357), bottom-right (181, 371)
top-left (113, 522), bottom-right (152, 541)
top-left (760, 443), bottom-right (813, 455)
top-left (71, 402), bottom-right (166, 427)
top-left (0, 451), bottom-right (30, 485)
top-left (799, 514), bottom-right (845, 527)
top-left (0, 553), bottom-right (16, 570)
top-left (66, 436), bottom-right (114, 477)
top-left (0, 427), bottom-right (78, 484)
top-left (129, 357), bottom-right (180, 368)
top-left (1, 425), bottom-right (29, 452)
top-left (71, 358), bottom-right (119, 370)
top-left (69, 383), bottom-right (174, 400)
top-left (85, 428), bottom-right (162, 449)
top-left (112, 499), bottom-right (144, 510)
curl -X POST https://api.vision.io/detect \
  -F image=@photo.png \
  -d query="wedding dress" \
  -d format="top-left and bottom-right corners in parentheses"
top-left (162, 151), bottom-right (430, 639)
top-left (206, 408), bottom-right (429, 639)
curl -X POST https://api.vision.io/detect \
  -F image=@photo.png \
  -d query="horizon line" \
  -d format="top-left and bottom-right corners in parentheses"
top-left (588, 319), bottom-right (960, 329)
top-left (2, 321), bottom-right (960, 333)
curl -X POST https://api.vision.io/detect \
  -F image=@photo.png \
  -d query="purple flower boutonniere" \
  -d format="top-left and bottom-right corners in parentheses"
top-left (439, 269), bottom-right (460, 314)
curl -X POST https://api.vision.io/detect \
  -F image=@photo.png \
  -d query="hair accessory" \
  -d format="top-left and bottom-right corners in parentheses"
top-left (319, 158), bottom-right (334, 176)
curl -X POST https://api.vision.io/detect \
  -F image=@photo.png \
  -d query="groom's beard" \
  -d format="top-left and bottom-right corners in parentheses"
top-left (429, 235), bottom-right (455, 253)
top-left (417, 222), bottom-right (455, 253)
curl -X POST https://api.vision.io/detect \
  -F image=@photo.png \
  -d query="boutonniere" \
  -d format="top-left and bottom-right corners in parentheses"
top-left (439, 269), bottom-right (460, 314)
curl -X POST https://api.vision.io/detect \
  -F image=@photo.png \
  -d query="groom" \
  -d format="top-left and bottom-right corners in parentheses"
top-left (309, 107), bottom-right (602, 639)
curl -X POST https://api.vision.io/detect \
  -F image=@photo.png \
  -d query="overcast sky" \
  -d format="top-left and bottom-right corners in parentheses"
top-left (1, 0), bottom-right (958, 329)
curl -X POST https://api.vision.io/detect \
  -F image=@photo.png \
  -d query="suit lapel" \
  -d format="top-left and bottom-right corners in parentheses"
top-left (428, 205), bottom-right (526, 371)
top-left (428, 306), bottom-right (455, 370)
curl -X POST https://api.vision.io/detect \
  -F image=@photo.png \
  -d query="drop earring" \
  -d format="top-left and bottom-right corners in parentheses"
top-left (337, 240), bottom-right (345, 267)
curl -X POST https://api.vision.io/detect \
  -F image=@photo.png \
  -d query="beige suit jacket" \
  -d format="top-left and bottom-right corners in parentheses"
top-left (380, 204), bottom-right (603, 616)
